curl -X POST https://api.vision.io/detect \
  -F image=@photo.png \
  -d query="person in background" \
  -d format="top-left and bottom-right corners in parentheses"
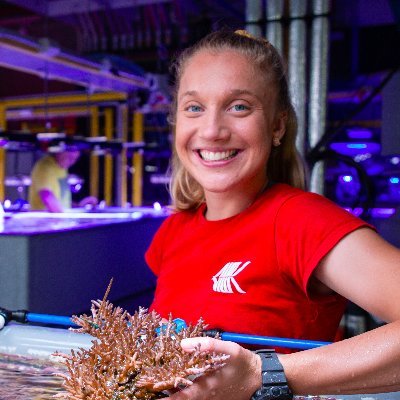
top-left (29, 149), bottom-right (98, 212)
top-left (145, 29), bottom-right (400, 399)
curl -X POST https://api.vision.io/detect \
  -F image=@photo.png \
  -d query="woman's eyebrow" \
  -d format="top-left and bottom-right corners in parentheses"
top-left (230, 89), bottom-right (263, 102)
top-left (178, 90), bottom-right (198, 100)
top-left (230, 89), bottom-right (253, 95)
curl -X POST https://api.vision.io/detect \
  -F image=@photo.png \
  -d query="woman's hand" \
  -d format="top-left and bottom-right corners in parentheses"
top-left (78, 196), bottom-right (98, 208)
top-left (166, 337), bottom-right (261, 400)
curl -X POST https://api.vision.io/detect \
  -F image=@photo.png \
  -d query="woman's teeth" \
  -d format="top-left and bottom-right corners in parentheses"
top-left (199, 150), bottom-right (238, 161)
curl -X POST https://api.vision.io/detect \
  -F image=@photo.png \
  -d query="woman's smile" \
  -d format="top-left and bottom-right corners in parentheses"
top-left (197, 149), bottom-right (241, 162)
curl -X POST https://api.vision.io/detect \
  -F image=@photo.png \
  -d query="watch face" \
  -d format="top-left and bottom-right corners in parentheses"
top-left (253, 391), bottom-right (275, 400)
top-left (253, 386), bottom-right (292, 399)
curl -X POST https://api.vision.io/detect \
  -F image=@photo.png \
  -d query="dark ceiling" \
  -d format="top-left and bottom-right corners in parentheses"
top-left (0, 0), bottom-right (399, 98)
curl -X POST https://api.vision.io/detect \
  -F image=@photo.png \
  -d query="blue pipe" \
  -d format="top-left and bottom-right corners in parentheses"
top-left (0, 308), bottom-right (78, 328)
top-left (218, 331), bottom-right (331, 350)
top-left (26, 313), bottom-right (77, 327)
top-left (181, 320), bottom-right (331, 350)
top-left (1, 310), bottom-right (331, 350)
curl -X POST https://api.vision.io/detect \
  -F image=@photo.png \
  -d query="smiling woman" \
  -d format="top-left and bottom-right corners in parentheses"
top-left (175, 49), bottom-right (280, 221)
top-left (169, 30), bottom-right (306, 215)
top-left (144, 29), bottom-right (400, 400)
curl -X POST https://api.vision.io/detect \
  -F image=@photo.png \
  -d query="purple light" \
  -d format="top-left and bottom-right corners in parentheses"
top-left (153, 202), bottom-right (162, 211)
top-left (347, 144), bottom-right (367, 149)
top-left (330, 142), bottom-right (381, 156)
top-left (346, 208), bottom-right (396, 219)
top-left (390, 157), bottom-right (400, 165)
top-left (346, 129), bottom-right (373, 140)
top-left (344, 207), bottom-right (363, 217)
top-left (370, 208), bottom-right (396, 218)
top-left (341, 175), bottom-right (353, 183)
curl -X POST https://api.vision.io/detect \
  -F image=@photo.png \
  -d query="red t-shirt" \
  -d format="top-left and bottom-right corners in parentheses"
top-left (145, 184), bottom-right (372, 352)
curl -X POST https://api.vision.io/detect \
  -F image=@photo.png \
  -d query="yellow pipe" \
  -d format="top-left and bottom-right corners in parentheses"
top-left (104, 108), bottom-right (114, 206)
top-left (120, 105), bottom-right (128, 207)
top-left (0, 92), bottom-right (127, 109)
top-left (90, 106), bottom-right (99, 199)
top-left (0, 105), bottom-right (6, 201)
top-left (132, 112), bottom-right (144, 206)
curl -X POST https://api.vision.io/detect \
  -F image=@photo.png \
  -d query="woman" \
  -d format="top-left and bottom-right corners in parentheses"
top-left (145, 29), bottom-right (400, 399)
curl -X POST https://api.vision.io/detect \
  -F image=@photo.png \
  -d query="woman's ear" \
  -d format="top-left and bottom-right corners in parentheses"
top-left (273, 111), bottom-right (287, 142)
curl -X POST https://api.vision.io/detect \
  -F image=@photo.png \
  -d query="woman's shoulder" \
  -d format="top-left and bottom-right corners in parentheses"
top-left (268, 183), bottom-right (341, 207)
top-left (268, 183), bottom-right (368, 227)
top-left (262, 183), bottom-right (315, 208)
top-left (259, 183), bottom-right (359, 223)
top-left (157, 205), bottom-right (204, 229)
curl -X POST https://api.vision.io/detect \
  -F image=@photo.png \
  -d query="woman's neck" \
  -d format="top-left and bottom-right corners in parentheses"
top-left (204, 180), bottom-right (269, 221)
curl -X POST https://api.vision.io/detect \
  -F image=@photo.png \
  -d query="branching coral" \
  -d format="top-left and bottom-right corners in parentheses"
top-left (54, 281), bottom-right (229, 399)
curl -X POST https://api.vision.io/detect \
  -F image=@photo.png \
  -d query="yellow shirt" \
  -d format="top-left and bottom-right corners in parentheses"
top-left (29, 155), bottom-right (71, 210)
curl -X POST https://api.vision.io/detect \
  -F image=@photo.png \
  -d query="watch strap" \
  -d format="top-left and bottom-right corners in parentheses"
top-left (251, 349), bottom-right (293, 400)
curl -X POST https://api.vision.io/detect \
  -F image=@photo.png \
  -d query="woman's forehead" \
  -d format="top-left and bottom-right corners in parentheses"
top-left (182, 50), bottom-right (258, 81)
top-left (178, 50), bottom-right (275, 100)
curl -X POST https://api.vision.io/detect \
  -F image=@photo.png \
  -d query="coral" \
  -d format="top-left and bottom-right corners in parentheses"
top-left (54, 281), bottom-right (229, 399)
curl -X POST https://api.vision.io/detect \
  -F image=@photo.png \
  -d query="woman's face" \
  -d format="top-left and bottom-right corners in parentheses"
top-left (175, 49), bottom-right (285, 197)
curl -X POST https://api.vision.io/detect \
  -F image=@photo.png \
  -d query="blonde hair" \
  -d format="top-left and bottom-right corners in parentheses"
top-left (168, 29), bottom-right (307, 211)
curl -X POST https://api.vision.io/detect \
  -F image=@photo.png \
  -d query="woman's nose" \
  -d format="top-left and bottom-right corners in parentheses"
top-left (198, 110), bottom-right (230, 141)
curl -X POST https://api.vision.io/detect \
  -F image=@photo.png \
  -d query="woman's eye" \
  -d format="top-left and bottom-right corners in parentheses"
top-left (230, 104), bottom-right (249, 112)
top-left (186, 105), bottom-right (202, 112)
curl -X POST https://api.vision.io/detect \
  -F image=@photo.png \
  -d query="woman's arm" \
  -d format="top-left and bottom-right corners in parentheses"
top-left (279, 227), bottom-right (400, 395)
top-left (280, 320), bottom-right (400, 395)
top-left (39, 188), bottom-right (64, 213)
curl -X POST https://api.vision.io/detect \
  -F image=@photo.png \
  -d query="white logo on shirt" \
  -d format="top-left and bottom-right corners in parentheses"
top-left (212, 261), bottom-right (250, 294)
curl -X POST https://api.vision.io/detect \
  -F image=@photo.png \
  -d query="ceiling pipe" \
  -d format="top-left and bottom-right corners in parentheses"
top-left (92, 11), bottom-right (107, 51)
top-left (133, 8), bottom-right (144, 49)
top-left (157, 2), bottom-right (171, 46)
top-left (77, 13), bottom-right (91, 52)
top-left (288, 0), bottom-right (308, 158)
top-left (102, 2), bottom-right (121, 51)
top-left (265, 0), bottom-right (284, 54)
top-left (144, 6), bottom-right (153, 48)
top-left (117, 9), bottom-right (134, 50)
top-left (0, 31), bottom-right (148, 92)
top-left (309, 0), bottom-right (331, 194)
top-left (82, 11), bottom-right (99, 52)
top-left (173, 0), bottom-right (188, 45)
top-left (147, 4), bottom-right (161, 47)
top-left (245, 0), bottom-right (263, 37)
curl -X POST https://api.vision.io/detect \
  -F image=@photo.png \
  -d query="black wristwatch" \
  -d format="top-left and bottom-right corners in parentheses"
top-left (251, 349), bottom-right (293, 400)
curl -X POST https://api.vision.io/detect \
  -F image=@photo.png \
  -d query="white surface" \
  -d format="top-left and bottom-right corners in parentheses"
top-left (0, 323), bottom-right (93, 359)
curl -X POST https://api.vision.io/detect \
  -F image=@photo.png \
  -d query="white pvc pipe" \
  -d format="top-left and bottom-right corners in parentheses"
top-left (289, 0), bottom-right (308, 157)
top-left (245, 0), bottom-right (263, 37)
top-left (0, 323), bottom-right (93, 360)
top-left (265, 0), bottom-right (284, 54)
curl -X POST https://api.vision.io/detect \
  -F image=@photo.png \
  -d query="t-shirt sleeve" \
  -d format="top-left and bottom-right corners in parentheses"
top-left (274, 192), bottom-right (375, 295)
top-left (32, 163), bottom-right (55, 191)
top-left (145, 216), bottom-right (172, 276)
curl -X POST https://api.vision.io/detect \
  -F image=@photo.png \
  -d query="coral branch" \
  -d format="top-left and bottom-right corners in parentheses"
top-left (54, 282), bottom-right (229, 399)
